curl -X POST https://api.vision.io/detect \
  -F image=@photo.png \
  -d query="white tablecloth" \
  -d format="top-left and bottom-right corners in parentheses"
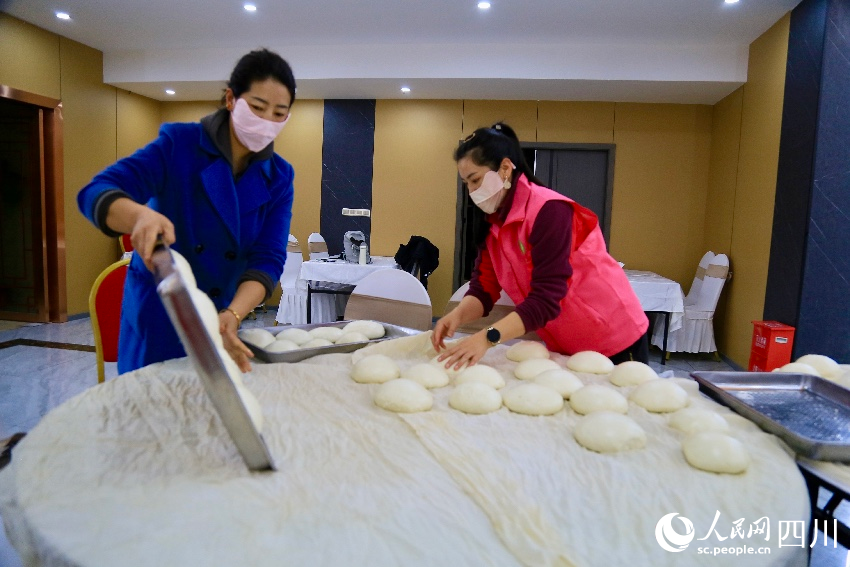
top-left (0, 333), bottom-right (809, 567)
top-left (625, 270), bottom-right (686, 332)
top-left (295, 256), bottom-right (400, 324)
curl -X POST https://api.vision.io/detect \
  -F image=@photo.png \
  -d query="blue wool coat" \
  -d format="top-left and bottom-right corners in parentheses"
top-left (78, 121), bottom-right (294, 373)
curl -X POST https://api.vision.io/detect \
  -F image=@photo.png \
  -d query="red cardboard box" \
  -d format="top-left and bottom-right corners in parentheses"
top-left (748, 321), bottom-right (795, 371)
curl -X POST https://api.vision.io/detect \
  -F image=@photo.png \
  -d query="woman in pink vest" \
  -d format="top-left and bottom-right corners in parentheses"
top-left (433, 123), bottom-right (649, 370)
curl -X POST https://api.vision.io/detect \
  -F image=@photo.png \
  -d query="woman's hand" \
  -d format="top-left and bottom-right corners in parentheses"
top-left (218, 312), bottom-right (254, 372)
top-left (130, 208), bottom-right (175, 271)
top-left (432, 310), bottom-right (463, 352)
top-left (435, 331), bottom-right (490, 371)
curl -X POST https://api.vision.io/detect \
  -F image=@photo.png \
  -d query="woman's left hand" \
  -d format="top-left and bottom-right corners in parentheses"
top-left (219, 312), bottom-right (254, 372)
top-left (435, 330), bottom-right (490, 371)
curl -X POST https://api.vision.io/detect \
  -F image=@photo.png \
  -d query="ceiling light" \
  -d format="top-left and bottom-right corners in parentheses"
top-left (724, 0), bottom-right (739, 3)
top-left (400, 87), bottom-right (411, 94)
top-left (478, 2), bottom-right (491, 9)
top-left (244, 3), bottom-right (257, 11)
top-left (55, 12), bottom-right (71, 20)
top-left (165, 89), bottom-right (176, 95)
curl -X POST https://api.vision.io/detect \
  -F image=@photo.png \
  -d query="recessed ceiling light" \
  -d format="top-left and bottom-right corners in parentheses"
top-left (55, 11), bottom-right (71, 20)
top-left (478, 2), bottom-right (491, 9)
top-left (724, 0), bottom-right (739, 4)
top-left (244, 3), bottom-right (257, 11)
top-left (165, 89), bottom-right (176, 95)
top-left (400, 87), bottom-right (411, 94)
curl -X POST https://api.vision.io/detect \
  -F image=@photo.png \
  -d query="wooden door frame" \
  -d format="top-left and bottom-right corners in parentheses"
top-left (0, 85), bottom-right (66, 322)
top-left (452, 142), bottom-right (616, 294)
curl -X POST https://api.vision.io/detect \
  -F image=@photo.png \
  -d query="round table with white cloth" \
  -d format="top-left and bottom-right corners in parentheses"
top-left (0, 333), bottom-right (809, 567)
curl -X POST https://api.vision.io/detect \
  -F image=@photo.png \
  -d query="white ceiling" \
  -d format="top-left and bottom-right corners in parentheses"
top-left (3, 0), bottom-right (801, 104)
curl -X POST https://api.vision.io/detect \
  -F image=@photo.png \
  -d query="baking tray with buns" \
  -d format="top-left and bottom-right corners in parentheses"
top-left (245, 321), bottom-right (422, 364)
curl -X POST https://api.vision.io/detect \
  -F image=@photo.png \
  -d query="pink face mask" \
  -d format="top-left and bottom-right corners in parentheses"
top-left (231, 98), bottom-right (290, 152)
top-left (470, 170), bottom-right (510, 214)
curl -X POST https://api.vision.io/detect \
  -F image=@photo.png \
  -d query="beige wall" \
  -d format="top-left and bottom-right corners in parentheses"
top-left (117, 90), bottom-right (161, 158)
top-left (712, 15), bottom-right (790, 367)
top-left (0, 14), bottom-right (61, 99)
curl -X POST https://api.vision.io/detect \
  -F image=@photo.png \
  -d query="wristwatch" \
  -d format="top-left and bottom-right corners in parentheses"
top-left (485, 326), bottom-right (501, 347)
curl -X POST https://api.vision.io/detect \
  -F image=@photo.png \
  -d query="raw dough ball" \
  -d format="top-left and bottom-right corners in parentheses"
top-left (449, 382), bottom-right (503, 414)
top-left (351, 354), bottom-right (401, 384)
top-left (374, 379), bottom-right (433, 413)
top-left (566, 351), bottom-right (614, 374)
top-left (218, 347), bottom-right (244, 386)
top-left (170, 249), bottom-right (197, 289)
top-left (455, 365), bottom-right (506, 389)
top-left (188, 288), bottom-right (223, 348)
top-left (514, 358), bottom-right (561, 380)
top-left (533, 369), bottom-right (583, 399)
top-left (274, 328), bottom-right (312, 346)
top-left (430, 355), bottom-right (468, 377)
top-left (336, 332), bottom-right (370, 345)
top-left (773, 362), bottom-right (820, 377)
top-left (235, 384), bottom-right (264, 431)
top-left (629, 380), bottom-right (689, 413)
top-left (301, 338), bottom-right (333, 349)
top-left (402, 363), bottom-right (450, 389)
top-left (574, 412), bottom-right (646, 453)
top-left (343, 320), bottom-right (386, 339)
top-left (503, 383), bottom-right (564, 416)
top-left (682, 432), bottom-right (750, 474)
top-left (795, 355), bottom-right (841, 379)
top-left (265, 339), bottom-right (300, 353)
top-left (670, 377), bottom-right (700, 396)
top-left (308, 326), bottom-right (345, 342)
top-left (609, 361), bottom-right (657, 387)
top-left (569, 385), bottom-right (628, 415)
top-left (506, 341), bottom-right (549, 362)
top-left (238, 328), bottom-right (276, 349)
top-left (668, 408), bottom-right (730, 435)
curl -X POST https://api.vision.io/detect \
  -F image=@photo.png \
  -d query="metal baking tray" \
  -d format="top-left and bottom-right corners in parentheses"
top-left (246, 321), bottom-right (422, 364)
top-left (691, 371), bottom-right (850, 461)
top-left (153, 244), bottom-right (275, 472)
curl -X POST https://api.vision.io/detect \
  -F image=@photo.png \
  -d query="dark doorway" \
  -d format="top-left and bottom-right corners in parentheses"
top-left (0, 86), bottom-right (66, 322)
top-left (452, 143), bottom-right (615, 292)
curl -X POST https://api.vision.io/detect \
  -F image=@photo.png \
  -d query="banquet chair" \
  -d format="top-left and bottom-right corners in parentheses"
top-left (651, 254), bottom-right (730, 355)
top-left (444, 282), bottom-right (539, 340)
top-left (119, 234), bottom-right (133, 260)
top-left (307, 232), bottom-right (330, 260)
top-left (343, 270), bottom-right (432, 331)
top-left (89, 258), bottom-right (130, 383)
top-left (274, 235), bottom-right (307, 325)
top-left (684, 251), bottom-right (715, 306)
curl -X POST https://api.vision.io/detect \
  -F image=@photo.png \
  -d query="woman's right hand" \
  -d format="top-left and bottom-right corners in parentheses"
top-left (432, 310), bottom-right (462, 352)
top-left (130, 207), bottom-right (175, 271)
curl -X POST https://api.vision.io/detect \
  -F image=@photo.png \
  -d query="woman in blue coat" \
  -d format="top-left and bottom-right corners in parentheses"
top-left (78, 49), bottom-right (296, 374)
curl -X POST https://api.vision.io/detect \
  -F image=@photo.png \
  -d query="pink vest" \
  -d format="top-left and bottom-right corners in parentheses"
top-left (487, 175), bottom-right (648, 356)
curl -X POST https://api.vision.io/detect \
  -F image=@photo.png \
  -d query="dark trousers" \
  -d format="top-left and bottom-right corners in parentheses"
top-left (609, 330), bottom-right (650, 365)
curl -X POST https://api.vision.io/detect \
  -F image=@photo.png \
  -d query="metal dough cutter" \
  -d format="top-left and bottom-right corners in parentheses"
top-left (152, 242), bottom-right (275, 472)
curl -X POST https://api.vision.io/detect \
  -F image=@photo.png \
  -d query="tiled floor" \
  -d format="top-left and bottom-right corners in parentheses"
top-left (0, 313), bottom-right (847, 566)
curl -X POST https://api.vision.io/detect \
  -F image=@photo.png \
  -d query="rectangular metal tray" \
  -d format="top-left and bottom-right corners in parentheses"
top-left (691, 371), bottom-right (850, 462)
top-left (247, 321), bottom-right (422, 364)
top-left (153, 245), bottom-right (275, 472)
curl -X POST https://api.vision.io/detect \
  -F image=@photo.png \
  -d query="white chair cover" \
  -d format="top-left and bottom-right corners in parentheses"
top-left (444, 282), bottom-right (539, 340)
top-left (651, 254), bottom-right (729, 354)
top-left (275, 235), bottom-right (307, 325)
top-left (343, 270), bottom-right (432, 331)
top-left (307, 232), bottom-right (330, 260)
top-left (684, 251), bottom-right (715, 307)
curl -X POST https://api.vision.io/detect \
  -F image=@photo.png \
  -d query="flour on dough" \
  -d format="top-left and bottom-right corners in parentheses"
top-left (455, 365), bottom-right (506, 389)
top-left (503, 383), bottom-right (564, 416)
top-left (449, 382), bottom-right (502, 414)
top-left (682, 432), bottom-right (750, 474)
top-left (505, 341), bottom-right (549, 362)
top-left (566, 351), bottom-right (614, 374)
top-left (351, 354), bottom-right (401, 384)
top-left (402, 363), bottom-right (450, 389)
top-left (374, 379), bottom-right (433, 413)
top-left (569, 385), bottom-right (628, 415)
top-left (574, 411), bottom-right (646, 453)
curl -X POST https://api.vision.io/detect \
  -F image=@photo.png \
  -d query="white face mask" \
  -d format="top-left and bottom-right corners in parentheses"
top-left (231, 98), bottom-right (290, 152)
top-left (470, 170), bottom-right (510, 214)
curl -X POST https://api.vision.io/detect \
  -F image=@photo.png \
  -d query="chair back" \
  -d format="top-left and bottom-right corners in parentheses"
top-left (119, 234), bottom-right (133, 253)
top-left (281, 235), bottom-right (304, 292)
top-left (344, 270), bottom-right (432, 331)
top-left (307, 232), bottom-right (330, 260)
top-left (89, 258), bottom-right (130, 383)
top-left (691, 254), bottom-right (729, 313)
top-left (685, 251), bottom-right (715, 305)
top-left (444, 282), bottom-right (539, 340)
